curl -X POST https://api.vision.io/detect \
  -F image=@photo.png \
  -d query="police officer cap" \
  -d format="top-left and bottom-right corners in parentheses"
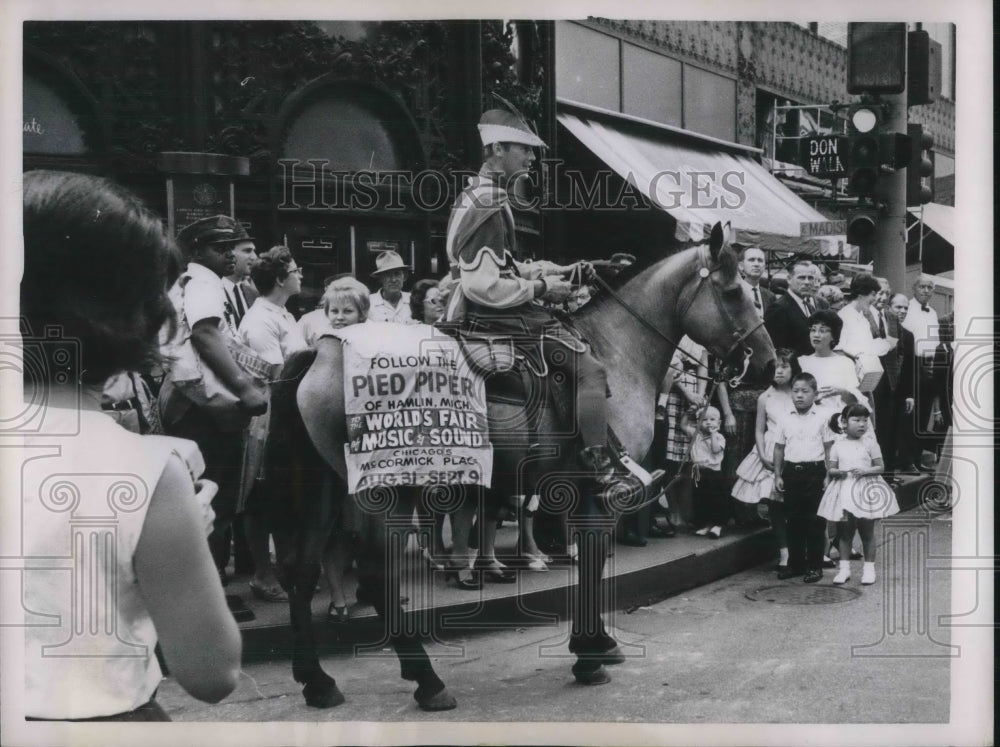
top-left (176, 215), bottom-right (254, 254)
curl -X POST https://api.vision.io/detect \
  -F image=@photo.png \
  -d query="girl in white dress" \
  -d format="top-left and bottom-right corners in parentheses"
top-left (731, 348), bottom-right (797, 570)
top-left (818, 404), bottom-right (899, 585)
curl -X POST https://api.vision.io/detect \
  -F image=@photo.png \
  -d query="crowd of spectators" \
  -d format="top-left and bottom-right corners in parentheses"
top-left (22, 174), bottom-right (953, 717)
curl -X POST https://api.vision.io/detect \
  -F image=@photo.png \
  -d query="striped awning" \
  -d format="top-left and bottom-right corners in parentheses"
top-left (557, 100), bottom-right (838, 253)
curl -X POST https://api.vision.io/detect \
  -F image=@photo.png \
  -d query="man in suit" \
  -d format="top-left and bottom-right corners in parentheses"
top-left (764, 259), bottom-right (827, 356)
top-left (869, 280), bottom-right (902, 476)
top-left (889, 293), bottom-right (918, 473)
top-left (901, 275), bottom-right (939, 470)
top-left (737, 245), bottom-right (775, 314)
top-left (729, 244), bottom-right (776, 526)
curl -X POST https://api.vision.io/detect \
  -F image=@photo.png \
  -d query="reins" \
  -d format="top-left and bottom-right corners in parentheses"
top-left (585, 246), bottom-right (763, 388)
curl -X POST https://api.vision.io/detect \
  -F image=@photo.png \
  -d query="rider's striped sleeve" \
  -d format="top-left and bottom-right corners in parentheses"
top-left (447, 186), bottom-right (539, 309)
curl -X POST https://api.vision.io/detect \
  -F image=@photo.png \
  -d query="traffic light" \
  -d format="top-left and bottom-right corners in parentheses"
top-left (847, 23), bottom-right (907, 94)
top-left (844, 103), bottom-right (911, 197)
top-left (906, 123), bottom-right (935, 205)
top-left (845, 103), bottom-right (885, 197)
top-left (846, 203), bottom-right (882, 246)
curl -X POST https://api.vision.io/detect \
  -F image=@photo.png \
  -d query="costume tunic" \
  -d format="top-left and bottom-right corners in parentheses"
top-left (442, 173), bottom-right (557, 331)
top-left (817, 437), bottom-right (899, 521)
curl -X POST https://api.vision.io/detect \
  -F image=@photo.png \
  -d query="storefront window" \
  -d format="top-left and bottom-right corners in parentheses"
top-left (281, 96), bottom-right (403, 172)
top-left (682, 66), bottom-right (735, 142)
top-left (555, 21), bottom-right (620, 111)
top-left (23, 72), bottom-right (89, 155)
top-left (623, 43), bottom-right (682, 126)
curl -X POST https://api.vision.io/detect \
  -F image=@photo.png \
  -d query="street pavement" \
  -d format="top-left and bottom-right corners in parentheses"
top-left (158, 509), bottom-right (953, 729)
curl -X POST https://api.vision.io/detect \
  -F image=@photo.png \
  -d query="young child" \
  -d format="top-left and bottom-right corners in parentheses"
top-left (682, 406), bottom-right (728, 538)
top-left (818, 403), bottom-right (899, 585)
top-left (772, 372), bottom-right (835, 583)
top-left (731, 348), bottom-right (798, 572)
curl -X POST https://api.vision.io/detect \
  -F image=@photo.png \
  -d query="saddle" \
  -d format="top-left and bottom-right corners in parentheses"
top-left (436, 320), bottom-right (571, 415)
top-left (438, 321), bottom-right (663, 513)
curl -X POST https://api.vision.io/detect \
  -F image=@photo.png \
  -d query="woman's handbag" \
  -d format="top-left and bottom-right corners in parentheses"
top-left (160, 274), bottom-right (270, 432)
top-left (854, 353), bottom-right (884, 393)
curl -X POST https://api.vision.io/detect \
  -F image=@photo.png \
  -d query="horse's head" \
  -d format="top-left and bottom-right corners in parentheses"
top-left (676, 222), bottom-right (775, 388)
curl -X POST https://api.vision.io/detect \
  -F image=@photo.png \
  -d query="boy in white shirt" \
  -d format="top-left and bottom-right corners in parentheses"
top-left (772, 373), bottom-right (835, 583)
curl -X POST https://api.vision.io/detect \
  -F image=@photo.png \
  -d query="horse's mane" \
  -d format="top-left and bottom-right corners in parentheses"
top-left (579, 238), bottom-right (738, 316)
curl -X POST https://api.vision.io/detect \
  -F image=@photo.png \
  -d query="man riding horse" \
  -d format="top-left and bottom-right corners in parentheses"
top-left (443, 106), bottom-right (661, 508)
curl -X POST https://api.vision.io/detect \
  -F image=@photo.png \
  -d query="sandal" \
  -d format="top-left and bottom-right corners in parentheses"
top-left (249, 579), bottom-right (288, 603)
top-left (327, 602), bottom-right (350, 623)
top-left (422, 547), bottom-right (447, 572)
top-left (478, 560), bottom-right (516, 583)
top-left (445, 565), bottom-right (482, 590)
top-left (524, 553), bottom-right (550, 572)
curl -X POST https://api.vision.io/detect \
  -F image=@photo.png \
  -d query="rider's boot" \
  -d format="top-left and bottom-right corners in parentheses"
top-left (578, 445), bottom-right (664, 511)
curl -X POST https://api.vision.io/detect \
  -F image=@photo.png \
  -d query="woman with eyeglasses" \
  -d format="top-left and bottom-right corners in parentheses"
top-left (408, 278), bottom-right (445, 325)
top-left (237, 246), bottom-right (309, 603)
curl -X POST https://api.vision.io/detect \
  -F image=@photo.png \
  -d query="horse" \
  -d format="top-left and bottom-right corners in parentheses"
top-left (264, 221), bottom-right (776, 711)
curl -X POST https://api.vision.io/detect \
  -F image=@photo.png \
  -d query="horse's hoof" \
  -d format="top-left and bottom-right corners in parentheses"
top-left (597, 645), bottom-right (626, 666)
top-left (414, 685), bottom-right (457, 711)
top-left (302, 679), bottom-right (346, 708)
top-left (572, 663), bottom-right (612, 686)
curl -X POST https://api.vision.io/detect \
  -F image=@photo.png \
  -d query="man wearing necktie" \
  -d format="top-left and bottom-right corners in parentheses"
top-left (764, 259), bottom-right (827, 357)
top-left (901, 276), bottom-right (940, 471)
top-left (737, 245), bottom-right (774, 314)
top-left (729, 245), bottom-right (777, 527)
top-left (223, 239), bottom-right (259, 331)
top-left (870, 280), bottom-right (903, 476)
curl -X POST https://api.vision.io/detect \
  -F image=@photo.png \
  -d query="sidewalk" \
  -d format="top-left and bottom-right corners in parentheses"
top-left (231, 472), bottom-right (937, 663)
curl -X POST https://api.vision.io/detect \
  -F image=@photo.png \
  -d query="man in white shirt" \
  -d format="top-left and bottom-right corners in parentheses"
top-left (162, 215), bottom-right (268, 621)
top-left (368, 250), bottom-right (413, 323)
top-left (222, 236), bottom-right (259, 329)
top-left (900, 275), bottom-right (940, 469)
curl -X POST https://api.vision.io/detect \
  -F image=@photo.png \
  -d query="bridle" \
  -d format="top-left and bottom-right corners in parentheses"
top-left (587, 244), bottom-right (765, 388)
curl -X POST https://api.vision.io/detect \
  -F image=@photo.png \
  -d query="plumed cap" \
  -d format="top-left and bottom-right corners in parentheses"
top-left (478, 109), bottom-right (547, 148)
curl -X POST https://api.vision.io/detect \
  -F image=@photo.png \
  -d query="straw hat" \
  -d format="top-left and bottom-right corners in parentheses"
top-left (371, 250), bottom-right (409, 276)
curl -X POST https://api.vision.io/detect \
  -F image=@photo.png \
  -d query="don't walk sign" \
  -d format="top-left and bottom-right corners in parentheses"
top-left (800, 135), bottom-right (849, 178)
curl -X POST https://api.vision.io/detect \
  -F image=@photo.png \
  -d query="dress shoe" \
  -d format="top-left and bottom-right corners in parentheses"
top-left (776, 566), bottom-right (804, 580)
top-left (225, 594), bottom-right (255, 623)
top-left (803, 569), bottom-right (823, 584)
top-left (619, 531), bottom-right (647, 547)
top-left (647, 523), bottom-right (675, 538)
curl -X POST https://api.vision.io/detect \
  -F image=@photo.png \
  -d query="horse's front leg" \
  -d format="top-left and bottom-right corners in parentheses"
top-left (568, 511), bottom-right (625, 685)
top-left (356, 488), bottom-right (457, 711)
